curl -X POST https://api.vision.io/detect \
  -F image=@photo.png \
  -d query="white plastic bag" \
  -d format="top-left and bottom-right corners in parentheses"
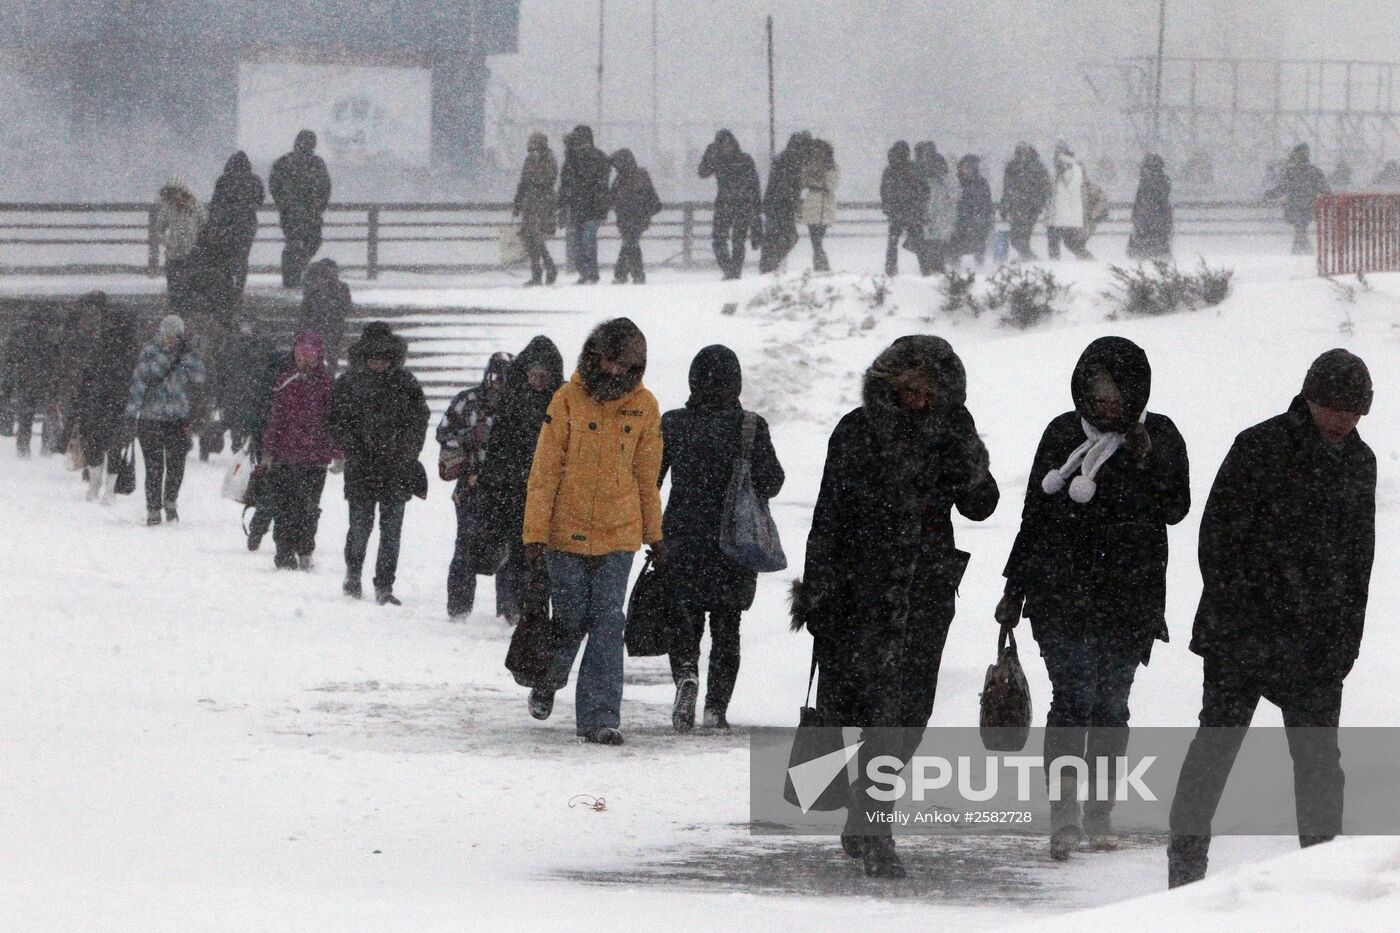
top-left (497, 223), bottom-right (527, 267)
top-left (221, 445), bottom-right (254, 505)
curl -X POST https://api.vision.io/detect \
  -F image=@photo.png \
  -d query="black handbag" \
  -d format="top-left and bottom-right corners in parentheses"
top-left (624, 555), bottom-right (684, 657)
top-left (465, 491), bottom-right (510, 576)
top-left (113, 441), bottom-right (137, 496)
top-left (979, 625), bottom-right (1033, 752)
top-left (782, 648), bottom-right (850, 812)
top-left (505, 567), bottom-right (562, 688)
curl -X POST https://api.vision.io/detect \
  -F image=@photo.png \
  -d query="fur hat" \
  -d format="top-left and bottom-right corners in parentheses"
top-left (1302, 349), bottom-right (1372, 415)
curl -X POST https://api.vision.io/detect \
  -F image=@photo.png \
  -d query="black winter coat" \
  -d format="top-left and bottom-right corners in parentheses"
top-left (203, 155), bottom-right (264, 261)
top-left (880, 162), bottom-right (930, 227)
top-left (328, 361), bottom-right (430, 503)
top-left (270, 151), bottom-right (332, 222)
top-left (1266, 157), bottom-right (1329, 227)
top-left (1128, 164), bottom-right (1174, 259)
top-left (558, 145), bottom-right (613, 223)
top-left (610, 151), bottom-right (663, 237)
top-left (1191, 396), bottom-right (1375, 680)
top-left (699, 133), bottom-right (762, 226)
top-left (658, 407), bottom-right (785, 611)
top-left (1001, 154), bottom-right (1051, 224)
top-left (75, 313), bottom-right (139, 453)
top-left (3, 312), bottom-right (57, 406)
top-left (219, 333), bottom-right (275, 434)
top-left (1004, 410), bottom-right (1190, 656)
top-left (297, 280), bottom-right (351, 367)
top-left (952, 175), bottom-right (995, 256)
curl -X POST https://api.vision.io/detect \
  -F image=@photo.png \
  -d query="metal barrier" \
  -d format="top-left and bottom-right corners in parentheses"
top-left (0, 200), bottom-right (1292, 278)
top-left (1316, 193), bottom-right (1400, 276)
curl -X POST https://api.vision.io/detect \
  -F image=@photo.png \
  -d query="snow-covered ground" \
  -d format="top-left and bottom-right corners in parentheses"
top-left (3, 237), bottom-right (1398, 930)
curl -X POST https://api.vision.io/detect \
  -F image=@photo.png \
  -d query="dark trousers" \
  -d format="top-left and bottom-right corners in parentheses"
top-left (265, 465), bottom-right (327, 561)
top-left (14, 402), bottom-right (37, 454)
top-left (1169, 657), bottom-right (1344, 871)
top-left (1008, 216), bottom-right (1038, 260)
top-left (345, 498), bottom-right (406, 591)
top-left (669, 607), bottom-right (742, 714)
top-left (1038, 631), bottom-right (1141, 789)
top-left (614, 231), bottom-right (645, 283)
top-left (137, 420), bottom-right (189, 510)
top-left (886, 221), bottom-right (924, 275)
top-left (1290, 221), bottom-right (1313, 255)
top-left (808, 225), bottom-right (830, 272)
top-left (523, 228), bottom-right (556, 282)
top-left (280, 216), bottom-right (324, 288)
top-left (1047, 226), bottom-right (1092, 260)
top-left (711, 212), bottom-right (748, 278)
top-left (568, 220), bottom-right (601, 281)
top-left (758, 210), bottom-right (797, 273)
top-left (448, 495), bottom-right (528, 618)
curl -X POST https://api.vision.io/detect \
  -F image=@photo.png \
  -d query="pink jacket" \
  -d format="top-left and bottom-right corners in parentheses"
top-left (262, 333), bottom-right (342, 466)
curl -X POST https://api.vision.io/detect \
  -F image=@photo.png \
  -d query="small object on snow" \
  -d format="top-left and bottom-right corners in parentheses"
top-left (372, 849), bottom-right (381, 854)
top-left (721, 302), bottom-right (738, 316)
top-left (568, 794), bottom-right (607, 812)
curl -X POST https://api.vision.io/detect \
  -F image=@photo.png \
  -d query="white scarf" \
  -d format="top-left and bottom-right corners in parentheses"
top-left (1040, 414), bottom-right (1144, 503)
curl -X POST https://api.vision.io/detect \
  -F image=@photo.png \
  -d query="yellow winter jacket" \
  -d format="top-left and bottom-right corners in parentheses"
top-left (523, 372), bottom-right (664, 556)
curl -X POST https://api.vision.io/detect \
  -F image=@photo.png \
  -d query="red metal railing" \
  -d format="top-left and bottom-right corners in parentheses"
top-left (1316, 193), bottom-right (1400, 276)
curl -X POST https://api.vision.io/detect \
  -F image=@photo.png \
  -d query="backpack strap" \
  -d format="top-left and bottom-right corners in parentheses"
top-left (740, 411), bottom-right (757, 460)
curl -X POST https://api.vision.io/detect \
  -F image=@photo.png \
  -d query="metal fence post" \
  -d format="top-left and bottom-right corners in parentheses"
top-left (367, 206), bottom-right (380, 280)
top-left (681, 203), bottom-right (695, 268)
top-left (147, 206), bottom-right (161, 276)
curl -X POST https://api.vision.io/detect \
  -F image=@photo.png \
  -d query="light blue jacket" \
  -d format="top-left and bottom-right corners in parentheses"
top-left (126, 341), bottom-right (206, 422)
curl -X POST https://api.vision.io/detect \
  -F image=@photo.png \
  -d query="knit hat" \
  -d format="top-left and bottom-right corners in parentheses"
top-left (1302, 349), bottom-right (1372, 415)
top-left (158, 314), bottom-right (185, 339)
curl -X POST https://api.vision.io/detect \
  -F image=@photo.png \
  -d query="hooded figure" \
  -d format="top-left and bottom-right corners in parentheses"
top-left (1001, 143), bottom-right (1052, 260)
top-left (951, 155), bottom-right (994, 264)
top-left (514, 133), bottom-right (559, 285)
top-left (915, 141), bottom-right (955, 273)
top-left (125, 313), bottom-right (208, 524)
top-left (1265, 143), bottom-right (1330, 254)
top-left (521, 318), bottom-right (664, 745)
top-left (879, 141), bottom-right (930, 276)
top-left (609, 148), bottom-right (662, 284)
top-left (328, 321), bottom-right (430, 604)
top-left (1170, 349), bottom-right (1374, 889)
top-left (759, 132), bottom-right (811, 273)
top-left (557, 124), bottom-right (613, 283)
top-left (269, 130), bottom-right (332, 287)
top-left (798, 140), bottom-right (839, 272)
top-left (297, 258), bottom-right (351, 374)
top-left (1048, 143), bottom-right (1092, 260)
top-left (201, 151), bottom-right (265, 294)
top-left (75, 297), bottom-right (138, 499)
top-left (154, 180), bottom-right (207, 311)
top-left (794, 335), bottom-right (998, 878)
top-left (658, 345), bottom-right (785, 731)
top-left (436, 349), bottom-right (514, 619)
top-left (699, 129), bottom-right (763, 279)
top-left (218, 318), bottom-right (275, 452)
top-left (1128, 154), bottom-right (1174, 260)
top-left (998, 336), bottom-right (1190, 860)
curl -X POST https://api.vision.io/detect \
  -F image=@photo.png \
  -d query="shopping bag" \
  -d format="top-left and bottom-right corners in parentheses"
top-left (221, 444), bottom-right (255, 505)
top-left (718, 413), bottom-right (787, 573)
top-left (624, 554), bottom-right (684, 657)
top-left (979, 625), bottom-right (1033, 752)
top-left (497, 223), bottom-right (527, 267)
top-left (505, 566), bottom-right (562, 688)
top-left (782, 650), bottom-right (850, 812)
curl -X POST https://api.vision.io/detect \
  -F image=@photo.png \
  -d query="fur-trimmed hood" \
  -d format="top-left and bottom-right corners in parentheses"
top-left (577, 317), bottom-right (647, 402)
top-left (862, 334), bottom-right (967, 432)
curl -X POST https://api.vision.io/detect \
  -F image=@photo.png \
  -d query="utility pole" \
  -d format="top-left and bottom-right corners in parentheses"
top-left (766, 15), bottom-right (776, 163)
top-left (1152, 0), bottom-right (1167, 151)
top-left (651, 0), bottom-right (659, 162)
top-left (596, 0), bottom-right (606, 127)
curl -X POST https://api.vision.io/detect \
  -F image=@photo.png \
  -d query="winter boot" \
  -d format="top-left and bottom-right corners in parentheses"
top-left (86, 469), bottom-right (103, 501)
top-left (1084, 781), bottom-right (1119, 851)
top-left (375, 587), bottom-right (401, 607)
top-left (274, 551), bottom-right (298, 570)
top-left (146, 508), bottom-right (162, 526)
top-left (528, 687), bottom-right (555, 721)
top-left (543, 256), bottom-right (558, 284)
top-left (247, 529), bottom-right (264, 551)
top-left (164, 502), bottom-right (179, 523)
top-left (1049, 775), bottom-right (1083, 861)
top-left (702, 709), bottom-right (731, 731)
top-left (862, 836), bottom-right (906, 879)
top-left (343, 575), bottom-right (362, 599)
top-left (840, 833), bottom-right (867, 859)
top-left (673, 676), bottom-right (699, 733)
top-left (297, 554), bottom-right (315, 572)
top-left (583, 726), bottom-right (625, 746)
top-left (1167, 835), bottom-right (1210, 888)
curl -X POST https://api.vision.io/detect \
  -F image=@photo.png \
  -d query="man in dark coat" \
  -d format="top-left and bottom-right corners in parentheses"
top-left (609, 148), bottom-right (663, 284)
top-left (1128, 154), bottom-right (1174, 260)
top-left (475, 336), bottom-right (566, 623)
top-left (514, 132), bottom-right (559, 286)
top-left (218, 318), bottom-right (275, 453)
top-left (297, 258), bottom-right (351, 375)
top-left (1265, 143), bottom-right (1329, 255)
top-left (75, 295), bottom-right (139, 500)
top-left (1168, 350), bottom-right (1375, 888)
top-left (658, 345), bottom-right (784, 732)
top-left (328, 322), bottom-right (430, 606)
top-left (997, 336), bottom-right (1191, 859)
top-left (951, 155), bottom-right (994, 266)
top-left (4, 304), bottom-right (62, 457)
top-left (793, 335), bottom-right (999, 878)
top-left (879, 141), bottom-right (930, 276)
top-left (759, 132), bottom-right (810, 273)
top-left (269, 130), bottom-right (332, 287)
top-left (436, 350), bottom-right (513, 620)
top-left (699, 130), bottom-right (764, 280)
top-left (556, 125), bottom-right (612, 284)
top-left (1001, 143), bottom-right (1052, 261)
top-left (201, 151), bottom-right (265, 296)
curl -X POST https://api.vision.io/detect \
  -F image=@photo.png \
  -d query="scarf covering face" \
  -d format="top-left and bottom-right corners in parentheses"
top-left (686, 344), bottom-right (742, 411)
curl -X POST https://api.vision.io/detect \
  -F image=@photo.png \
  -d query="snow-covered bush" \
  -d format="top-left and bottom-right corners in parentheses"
top-left (986, 266), bottom-right (1069, 329)
top-left (1106, 260), bottom-right (1234, 317)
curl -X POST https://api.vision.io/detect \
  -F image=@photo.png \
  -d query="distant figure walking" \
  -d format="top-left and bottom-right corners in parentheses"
top-left (270, 130), bottom-right (332, 288)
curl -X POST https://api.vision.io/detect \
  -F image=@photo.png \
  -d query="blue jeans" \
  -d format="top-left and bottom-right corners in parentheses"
top-left (345, 498), bottom-right (406, 591)
top-left (544, 550), bottom-right (635, 734)
top-left (1038, 631), bottom-right (1140, 790)
top-left (568, 220), bottom-right (601, 281)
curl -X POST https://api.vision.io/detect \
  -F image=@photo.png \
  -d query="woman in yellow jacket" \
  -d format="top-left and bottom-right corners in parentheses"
top-left (522, 318), bottom-right (665, 745)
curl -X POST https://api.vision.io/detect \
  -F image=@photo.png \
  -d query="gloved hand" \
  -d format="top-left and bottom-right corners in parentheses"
top-left (1126, 422), bottom-right (1152, 460)
top-left (649, 539), bottom-right (669, 565)
top-left (994, 591), bottom-right (1024, 629)
top-left (328, 457), bottom-right (345, 475)
top-left (525, 542), bottom-right (548, 571)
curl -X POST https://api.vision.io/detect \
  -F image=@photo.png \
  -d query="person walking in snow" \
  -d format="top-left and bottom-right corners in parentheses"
top-left (914, 141), bottom-right (954, 274)
top-left (474, 336), bottom-right (566, 624)
top-left (997, 337), bottom-right (1191, 861)
top-left (327, 322), bottom-right (430, 605)
top-left (513, 133), bottom-right (559, 287)
top-left (1168, 350), bottom-right (1374, 888)
top-left (522, 318), bottom-right (665, 746)
top-left (798, 140), bottom-right (840, 273)
top-left (759, 132), bottom-right (811, 274)
top-left (951, 155), bottom-right (994, 267)
top-left (201, 151), bottom-right (265, 296)
top-left (659, 345), bottom-right (784, 732)
top-left (557, 125), bottom-right (612, 284)
top-left (3, 305), bottom-right (59, 458)
top-left (154, 180), bottom-right (207, 314)
top-left (74, 295), bottom-right (138, 502)
top-left (609, 148), bottom-right (663, 284)
top-left (125, 314), bottom-right (207, 525)
top-left (437, 351), bottom-right (513, 621)
top-left (698, 130), bottom-right (763, 280)
top-left (879, 141), bottom-right (930, 276)
top-left (259, 331), bottom-right (340, 570)
top-left (297, 258), bottom-right (351, 376)
top-left (792, 335), bottom-right (999, 878)
top-left (1128, 154), bottom-right (1174, 261)
top-left (1001, 143), bottom-right (1052, 262)
top-left (1265, 143), bottom-right (1330, 255)
top-left (1047, 143), bottom-right (1092, 260)
top-left (269, 130), bottom-right (332, 288)
top-left (217, 318), bottom-right (275, 454)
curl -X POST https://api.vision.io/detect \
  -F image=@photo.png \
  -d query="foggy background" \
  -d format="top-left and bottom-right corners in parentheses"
top-left (2, 0), bottom-right (1398, 203)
